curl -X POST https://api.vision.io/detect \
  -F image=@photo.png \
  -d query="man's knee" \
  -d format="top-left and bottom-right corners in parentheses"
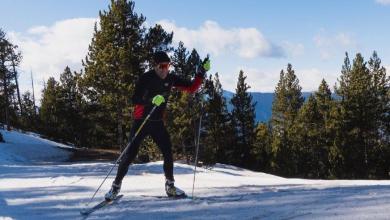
top-left (164, 154), bottom-right (173, 163)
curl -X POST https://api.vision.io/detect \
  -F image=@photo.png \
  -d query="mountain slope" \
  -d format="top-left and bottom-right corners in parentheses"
top-left (223, 91), bottom-right (312, 122)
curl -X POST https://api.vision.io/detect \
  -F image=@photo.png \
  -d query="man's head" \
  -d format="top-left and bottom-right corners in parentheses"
top-left (153, 51), bottom-right (171, 79)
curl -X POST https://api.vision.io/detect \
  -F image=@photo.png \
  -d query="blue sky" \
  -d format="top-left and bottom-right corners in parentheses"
top-left (1, 0), bottom-right (389, 98)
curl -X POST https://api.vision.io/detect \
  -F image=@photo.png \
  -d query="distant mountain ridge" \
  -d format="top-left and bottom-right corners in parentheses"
top-left (223, 90), bottom-right (313, 123)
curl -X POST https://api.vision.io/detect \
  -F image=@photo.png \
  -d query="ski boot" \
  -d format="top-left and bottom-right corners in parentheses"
top-left (165, 179), bottom-right (186, 198)
top-left (105, 182), bottom-right (121, 201)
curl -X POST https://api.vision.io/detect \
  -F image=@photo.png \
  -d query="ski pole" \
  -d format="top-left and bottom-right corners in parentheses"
top-left (84, 105), bottom-right (157, 207)
top-left (191, 103), bottom-right (203, 199)
top-left (191, 62), bottom-right (207, 198)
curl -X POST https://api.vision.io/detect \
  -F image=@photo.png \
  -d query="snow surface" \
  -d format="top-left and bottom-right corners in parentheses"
top-left (1, 129), bottom-right (390, 219)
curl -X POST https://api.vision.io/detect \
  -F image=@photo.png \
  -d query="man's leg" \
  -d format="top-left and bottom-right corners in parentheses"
top-left (150, 121), bottom-right (174, 181)
top-left (114, 120), bottom-right (149, 185)
top-left (150, 121), bottom-right (186, 197)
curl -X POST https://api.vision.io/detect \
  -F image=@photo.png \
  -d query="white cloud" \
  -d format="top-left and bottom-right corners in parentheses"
top-left (295, 68), bottom-right (339, 92)
top-left (219, 67), bottom-right (283, 93)
top-left (219, 66), bottom-right (339, 93)
top-left (376, 0), bottom-right (390, 5)
top-left (281, 41), bottom-right (305, 57)
top-left (8, 17), bottom-right (98, 99)
top-left (157, 20), bottom-right (285, 59)
top-left (334, 33), bottom-right (356, 47)
top-left (314, 31), bottom-right (357, 60)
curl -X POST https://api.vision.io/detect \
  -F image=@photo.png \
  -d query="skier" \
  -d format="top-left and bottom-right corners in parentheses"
top-left (105, 51), bottom-right (210, 200)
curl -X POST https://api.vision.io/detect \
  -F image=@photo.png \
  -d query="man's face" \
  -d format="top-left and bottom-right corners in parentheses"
top-left (155, 62), bottom-right (170, 79)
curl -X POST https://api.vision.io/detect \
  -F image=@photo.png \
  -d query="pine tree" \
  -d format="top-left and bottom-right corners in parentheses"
top-left (290, 79), bottom-right (334, 178)
top-left (252, 122), bottom-right (272, 171)
top-left (38, 67), bottom-right (86, 145)
top-left (290, 95), bottom-right (320, 177)
top-left (171, 42), bottom-right (191, 79)
top-left (334, 52), bottom-right (385, 178)
top-left (291, 81), bottom-right (334, 179)
top-left (57, 67), bottom-right (86, 146)
top-left (20, 91), bottom-right (37, 131)
top-left (166, 42), bottom-right (191, 159)
top-left (10, 46), bottom-right (22, 117)
top-left (39, 77), bottom-right (61, 139)
top-left (144, 24), bottom-right (173, 68)
top-left (328, 55), bottom-right (353, 178)
top-left (367, 51), bottom-right (390, 178)
top-left (230, 70), bottom-right (257, 168)
top-left (165, 46), bottom-right (204, 163)
top-left (202, 73), bottom-right (233, 165)
top-left (314, 79), bottom-right (334, 178)
top-left (0, 29), bottom-right (19, 129)
top-left (271, 64), bottom-right (304, 176)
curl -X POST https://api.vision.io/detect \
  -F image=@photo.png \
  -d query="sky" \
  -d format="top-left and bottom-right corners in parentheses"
top-left (1, 0), bottom-right (390, 101)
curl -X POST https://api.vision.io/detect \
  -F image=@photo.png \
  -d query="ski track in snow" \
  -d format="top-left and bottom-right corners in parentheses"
top-left (1, 129), bottom-right (390, 219)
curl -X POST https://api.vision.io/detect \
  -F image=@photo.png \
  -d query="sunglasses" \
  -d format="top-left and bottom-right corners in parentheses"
top-left (158, 63), bottom-right (170, 69)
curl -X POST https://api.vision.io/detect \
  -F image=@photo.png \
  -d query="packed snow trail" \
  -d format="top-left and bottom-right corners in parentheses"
top-left (1, 129), bottom-right (390, 219)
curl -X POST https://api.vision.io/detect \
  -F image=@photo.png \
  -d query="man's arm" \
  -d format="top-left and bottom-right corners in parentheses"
top-left (132, 74), bottom-right (148, 105)
top-left (173, 56), bottom-right (210, 93)
top-left (132, 74), bottom-right (149, 119)
top-left (172, 74), bottom-right (204, 94)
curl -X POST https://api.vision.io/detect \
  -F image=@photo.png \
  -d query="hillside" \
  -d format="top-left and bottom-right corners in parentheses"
top-left (223, 91), bottom-right (313, 122)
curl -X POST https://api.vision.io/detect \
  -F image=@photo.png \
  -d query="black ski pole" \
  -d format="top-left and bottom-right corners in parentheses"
top-left (84, 105), bottom-right (158, 207)
top-left (191, 55), bottom-right (209, 199)
top-left (191, 99), bottom-right (203, 198)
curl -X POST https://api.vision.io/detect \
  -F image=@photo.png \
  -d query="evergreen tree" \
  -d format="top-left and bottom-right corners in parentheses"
top-left (10, 45), bottom-right (22, 117)
top-left (292, 89), bottom-right (333, 178)
top-left (290, 95), bottom-right (320, 177)
top-left (334, 52), bottom-right (387, 178)
top-left (0, 29), bottom-right (21, 129)
top-left (202, 73), bottom-right (233, 165)
top-left (367, 51), bottom-right (390, 178)
top-left (252, 122), bottom-right (272, 172)
top-left (166, 46), bottom-right (203, 162)
top-left (39, 67), bottom-right (86, 146)
top-left (230, 70), bottom-right (257, 168)
top-left (171, 42), bottom-right (191, 80)
top-left (314, 79), bottom-right (334, 178)
top-left (289, 79), bottom-right (334, 178)
top-left (19, 91), bottom-right (38, 131)
top-left (144, 24), bottom-right (173, 68)
top-left (271, 64), bottom-right (304, 176)
top-left (166, 42), bottom-right (191, 159)
top-left (58, 67), bottom-right (86, 146)
top-left (39, 77), bottom-right (61, 139)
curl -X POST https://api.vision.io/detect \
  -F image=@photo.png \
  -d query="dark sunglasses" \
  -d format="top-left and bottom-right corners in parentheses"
top-left (158, 63), bottom-right (170, 69)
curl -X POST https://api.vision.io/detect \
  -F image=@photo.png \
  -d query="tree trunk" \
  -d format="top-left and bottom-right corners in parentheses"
top-left (30, 70), bottom-right (36, 115)
top-left (0, 55), bottom-right (10, 130)
top-left (11, 53), bottom-right (22, 115)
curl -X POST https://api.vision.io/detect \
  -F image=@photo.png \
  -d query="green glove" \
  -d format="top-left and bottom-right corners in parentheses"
top-left (202, 57), bottom-right (211, 72)
top-left (152, 95), bottom-right (165, 106)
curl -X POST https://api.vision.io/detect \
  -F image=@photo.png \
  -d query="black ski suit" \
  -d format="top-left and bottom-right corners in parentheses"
top-left (114, 69), bottom-right (204, 184)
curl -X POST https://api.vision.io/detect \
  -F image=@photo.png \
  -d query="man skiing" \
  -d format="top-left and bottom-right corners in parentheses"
top-left (105, 51), bottom-right (210, 200)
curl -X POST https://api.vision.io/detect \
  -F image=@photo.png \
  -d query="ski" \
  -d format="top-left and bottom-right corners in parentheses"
top-left (140, 194), bottom-right (188, 200)
top-left (80, 194), bottom-right (123, 216)
top-left (139, 194), bottom-right (244, 203)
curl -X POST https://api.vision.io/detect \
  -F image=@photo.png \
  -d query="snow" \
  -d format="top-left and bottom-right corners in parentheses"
top-left (1, 129), bottom-right (390, 219)
top-left (0, 129), bottom-right (71, 164)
